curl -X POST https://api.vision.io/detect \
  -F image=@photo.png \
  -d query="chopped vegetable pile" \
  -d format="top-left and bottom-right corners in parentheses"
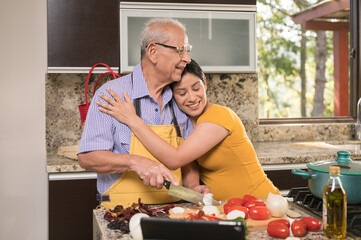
top-left (186, 210), bottom-right (223, 220)
top-left (103, 198), bottom-right (174, 233)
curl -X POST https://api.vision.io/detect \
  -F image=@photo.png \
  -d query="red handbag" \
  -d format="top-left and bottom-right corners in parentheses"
top-left (78, 63), bottom-right (120, 126)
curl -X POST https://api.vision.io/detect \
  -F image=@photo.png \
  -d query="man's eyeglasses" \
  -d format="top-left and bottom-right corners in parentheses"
top-left (155, 42), bottom-right (192, 56)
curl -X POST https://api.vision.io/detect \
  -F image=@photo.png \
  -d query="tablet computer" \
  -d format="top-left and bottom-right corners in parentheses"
top-left (140, 217), bottom-right (246, 240)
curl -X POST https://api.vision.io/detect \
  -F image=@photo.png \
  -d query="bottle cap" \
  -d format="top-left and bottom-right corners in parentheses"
top-left (329, 166), bottom-right (340, 175)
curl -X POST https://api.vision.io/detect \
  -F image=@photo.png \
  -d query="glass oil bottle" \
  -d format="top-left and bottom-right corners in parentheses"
top-left (323, 166), bottom-right (347, 239)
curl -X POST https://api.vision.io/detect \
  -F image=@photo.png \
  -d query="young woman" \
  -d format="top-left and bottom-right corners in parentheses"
top-left (97, 60), bottom-right (280, 201)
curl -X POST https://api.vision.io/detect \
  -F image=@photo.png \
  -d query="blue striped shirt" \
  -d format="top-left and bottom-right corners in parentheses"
top-left (78, 63), bottom-right (193, 193)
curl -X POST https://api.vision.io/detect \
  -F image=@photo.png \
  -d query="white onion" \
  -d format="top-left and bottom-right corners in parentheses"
top-left (129, 213), bottom-right (150, 240)
top-left (203, 193), bottom-right (214, 206)
top-left (131, 224), bottom-right (143, 240)
top-left (226, 210), bottom-right (246, 220)
top-left (266, 192), bottom-right (288, 217)
top-left (202, 205), bottom-right (220, 216)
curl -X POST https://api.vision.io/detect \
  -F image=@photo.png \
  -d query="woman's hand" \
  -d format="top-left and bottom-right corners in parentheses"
top-left (189, 185), bottom-right (211, 194)
top-left (96, 88), bottom-right (137, 126)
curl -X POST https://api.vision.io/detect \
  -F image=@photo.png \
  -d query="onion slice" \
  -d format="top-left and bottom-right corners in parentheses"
top-left (203, 193), bottom-right (215, 206)
top-left (202, 205), bottom-right (220, 217)
top-left (226, 210), bottom-right (246, 220)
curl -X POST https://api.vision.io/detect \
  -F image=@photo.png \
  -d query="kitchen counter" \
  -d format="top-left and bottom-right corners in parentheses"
top-left (92, 206), bottom-right (358, 240)
top-left (47, 151), bottom-right (85, 173)
top-left (47, 140), bottom-right (361, 173)
top-left (254, 140), bottom-right (361, 164)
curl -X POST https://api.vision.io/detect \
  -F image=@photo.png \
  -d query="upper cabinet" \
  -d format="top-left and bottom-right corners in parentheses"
top-left (47, 0), bottom-right (119, 72)
top-left (47, 0), bottom-right (256, 73)
top-left (120, 3), bottom-right (256, 73)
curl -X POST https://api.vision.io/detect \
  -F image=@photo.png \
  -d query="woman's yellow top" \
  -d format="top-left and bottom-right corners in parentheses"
top-left (197, 104), bottom-right (280, 201)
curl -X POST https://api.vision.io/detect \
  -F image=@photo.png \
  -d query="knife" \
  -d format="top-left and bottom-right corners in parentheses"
top-left (163, 180), bottom-right (221, 206)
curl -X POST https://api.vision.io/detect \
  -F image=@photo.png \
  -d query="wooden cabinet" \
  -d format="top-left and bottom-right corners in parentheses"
top-left (47, 0), bottom-right (119, 68)
top-left (120, 0), bottom-right (256, 4)
top-left (49, 179), bottom-right (98, 240)
top-left (265, 169), bottom-right (308, 191)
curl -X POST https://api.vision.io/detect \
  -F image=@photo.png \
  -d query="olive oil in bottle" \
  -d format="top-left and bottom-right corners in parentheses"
top-left (323, 166), bottom-right (347, 239)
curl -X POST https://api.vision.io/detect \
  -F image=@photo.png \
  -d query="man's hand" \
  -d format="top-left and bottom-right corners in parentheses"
top-left (79, 151), bottom-right (178, 189)
top-left (131, 156), bottom-right (179, 189)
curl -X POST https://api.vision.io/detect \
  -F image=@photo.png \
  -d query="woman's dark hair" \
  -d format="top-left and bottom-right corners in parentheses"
top-left (181, 59), bottom-right (205, 82)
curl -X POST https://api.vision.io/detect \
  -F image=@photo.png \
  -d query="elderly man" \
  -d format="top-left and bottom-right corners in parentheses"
top-left (78, 18), bottom-right (205, 208)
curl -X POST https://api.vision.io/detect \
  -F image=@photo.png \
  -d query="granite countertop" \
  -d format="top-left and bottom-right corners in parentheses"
top-left (253, 140), bottom-right (361, 164)
top-left (47, 140), bottom-right (361, 173)
top-left (47, 151), bottom-right (85, 173)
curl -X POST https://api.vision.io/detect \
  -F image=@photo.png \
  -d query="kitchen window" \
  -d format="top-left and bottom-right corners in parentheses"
top-left (258, 0), bottom-right (359, 123)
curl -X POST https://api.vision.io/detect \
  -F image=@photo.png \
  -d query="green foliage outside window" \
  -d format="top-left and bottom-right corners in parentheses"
top-left (258, 0), bottom-right (337, 118)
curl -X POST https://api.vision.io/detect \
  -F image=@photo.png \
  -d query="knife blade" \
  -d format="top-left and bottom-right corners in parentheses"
top-left (163, 180), bottom-right (221, 206)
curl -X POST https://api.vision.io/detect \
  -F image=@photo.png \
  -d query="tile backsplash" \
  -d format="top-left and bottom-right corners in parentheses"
top-left (46, 72), bottom-right (353, 150)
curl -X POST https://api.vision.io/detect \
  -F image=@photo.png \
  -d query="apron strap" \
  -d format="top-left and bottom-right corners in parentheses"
top-left (134, 98), bottom-right (141, 117)
top-left (132, 73), bottom-right (142, 118)
top-left (169, 101), bottom-right (182, 138)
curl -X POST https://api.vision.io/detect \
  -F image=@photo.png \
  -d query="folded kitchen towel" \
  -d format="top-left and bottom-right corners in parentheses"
top-left (57, 145), bottom-right (79, 160)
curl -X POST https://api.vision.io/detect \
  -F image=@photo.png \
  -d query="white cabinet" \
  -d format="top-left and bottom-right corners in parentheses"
top-left (120, 3), bottom-right (256, 73)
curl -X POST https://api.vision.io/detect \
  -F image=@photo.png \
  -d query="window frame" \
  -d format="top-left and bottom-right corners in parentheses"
top-left (259, 0), bottom-right (360, 125)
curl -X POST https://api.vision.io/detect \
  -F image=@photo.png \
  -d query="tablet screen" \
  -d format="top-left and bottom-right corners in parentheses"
top-left (141, 217), bottom-right (246, 240)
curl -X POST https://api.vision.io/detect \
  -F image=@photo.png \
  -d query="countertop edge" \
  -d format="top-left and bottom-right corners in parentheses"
top-left (47, 140), bottom-right (361, 174)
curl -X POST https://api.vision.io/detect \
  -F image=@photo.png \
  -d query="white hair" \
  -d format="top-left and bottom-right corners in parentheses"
top-left (140, 18), bottom-right (187, 59)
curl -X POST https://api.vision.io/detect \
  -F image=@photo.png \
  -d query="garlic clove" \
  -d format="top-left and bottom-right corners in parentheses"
top-left (170, 207), bottom-right (185, 214)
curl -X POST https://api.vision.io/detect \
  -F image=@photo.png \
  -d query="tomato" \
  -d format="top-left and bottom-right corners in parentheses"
top-left (223, 203), bottom-right (249, 218)
top-left (227, 197), bottom-right (244, 206)
top-left (242, 194), bottom-right (257, 205)
top-left (301, 217), bottom-right (322, 231)
top-left (291, 219), bottom-right (307, 237)
top-left (268, 219), bottom-right (290, 228)
top-left (223, 203), bottom-right (233, 214)
top-left (244, 199), bottom-right (266, 209)
top-left (267, 222), bottom-right (290, 239)
top-left (248, 206), bottom-right (270, 220)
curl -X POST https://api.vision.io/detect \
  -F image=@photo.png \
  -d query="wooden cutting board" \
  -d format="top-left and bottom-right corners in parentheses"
top-left (246, 215), bottom-right (289, 232)
top-left (169, 206), bottom-right (289, 232)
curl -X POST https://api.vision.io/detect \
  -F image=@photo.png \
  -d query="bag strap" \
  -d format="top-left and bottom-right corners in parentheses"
top-left (92, 71), bottom-right (120, 97)
top-left (85, 63), bottom-right (120, 105)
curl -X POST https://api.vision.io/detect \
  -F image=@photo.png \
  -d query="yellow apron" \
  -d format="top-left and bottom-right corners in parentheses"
top-left (101, 98), bottom-right (183, 208)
